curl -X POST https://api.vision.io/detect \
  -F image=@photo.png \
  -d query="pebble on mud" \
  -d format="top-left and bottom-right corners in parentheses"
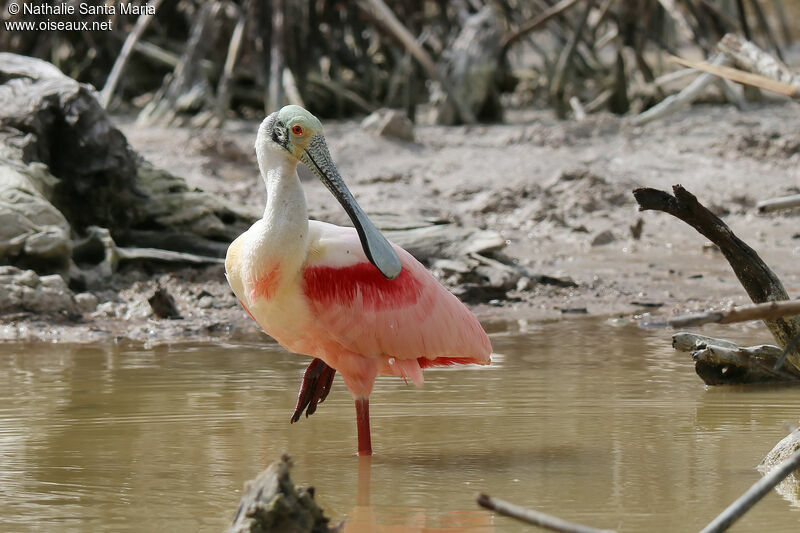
top-left (148, 287), bottom-right (182, 319)
top-left (590, 230), bottom-right (616, 246)
top-left (74, 292), bottom-right (99, 313)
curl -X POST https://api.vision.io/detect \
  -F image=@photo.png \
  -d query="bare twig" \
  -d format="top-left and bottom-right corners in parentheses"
top-left (476, 493), bottom-right (615, 533)
top-left (700, 448), bottom-right (800, 533)
top-left (550, 0), bottom-right (594, 118)
top-left (267, 0), bottom-right (285, 112)
top-left (306, 72), bottom-right (375, 113)
top-left (669, 55), bottom-right (799, 99)
top-left (771, 0), bottom-right (793, 47)
top-left (669, 301), bottom-right (800, 328)
top-left (632, 55), bottom-right (731, 126)
top-left (734, 0), bottom-right (752, 40)
top-left (656, 0), bottom-right (700, 44)
top-left (501, 0), bottom-right (579, 51)
top-left (282, 67), bottom-right (305, 107)
top-left (215, 5), bottom-right (247, 121)
top-left (358, 0), bottom-right (475, 123)
top-left (757, 194), bottom-right (800, 213)
top-left (747, 0), bottom-right (784, 61)
top-left (100, 0), bottom-right (164, 109)
top-left (138, 2), bottom-right (221, 125)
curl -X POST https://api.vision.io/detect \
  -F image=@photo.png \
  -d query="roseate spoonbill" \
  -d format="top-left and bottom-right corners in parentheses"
top-left (225, 105), bottom-right (491, 455)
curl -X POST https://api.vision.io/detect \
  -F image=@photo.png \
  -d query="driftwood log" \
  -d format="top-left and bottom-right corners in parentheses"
top-left (672, 332), bottom-right (797, 384)
top-left (633, 185), bottom-right (800, 383)
top-left (0, 53), bottom-right (251, 286)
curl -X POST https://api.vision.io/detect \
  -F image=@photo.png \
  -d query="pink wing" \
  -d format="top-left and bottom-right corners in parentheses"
top-left (302, 222), bottom-right (491, 367)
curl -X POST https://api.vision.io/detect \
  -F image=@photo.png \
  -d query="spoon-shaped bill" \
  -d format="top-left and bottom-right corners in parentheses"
top-left (300, 135), bottom-right (402, 280)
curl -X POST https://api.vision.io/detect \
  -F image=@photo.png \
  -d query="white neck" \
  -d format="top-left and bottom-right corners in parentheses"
top-left (262, 155), bottom-right (306, 222)
top-left (253, 147), bottom-right (310, 273)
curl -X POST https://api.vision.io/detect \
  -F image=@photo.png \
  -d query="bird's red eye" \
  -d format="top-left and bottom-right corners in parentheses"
top-left (292, 125), bottom-right (303, 135)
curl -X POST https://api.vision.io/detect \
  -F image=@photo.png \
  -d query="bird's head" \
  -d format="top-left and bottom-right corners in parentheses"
top-left (256, 105), bottom-right (402, 280)
top-left (258, 104), bottom-right (323, 161)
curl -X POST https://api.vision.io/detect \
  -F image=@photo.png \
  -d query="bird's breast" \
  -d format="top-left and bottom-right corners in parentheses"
top-left (249, 263), bottom-right (282, 302)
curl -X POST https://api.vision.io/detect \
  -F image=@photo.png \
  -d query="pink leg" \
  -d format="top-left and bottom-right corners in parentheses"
top-left (355, 398), bottom-right (372, 456)
top-left (291, 358), bottom-right (336, 423)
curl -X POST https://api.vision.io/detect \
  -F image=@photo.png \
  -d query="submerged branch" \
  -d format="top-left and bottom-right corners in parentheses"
top-left (700, 448), bottom-right (800, 533)
top-left (476, 493), bottom-right (615, 533)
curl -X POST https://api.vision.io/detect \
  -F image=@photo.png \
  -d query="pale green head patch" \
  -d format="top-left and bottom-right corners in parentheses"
top-left (274, 105), bottom-right (323, 157)
top-left (277, 105), bottom-right (323, 133)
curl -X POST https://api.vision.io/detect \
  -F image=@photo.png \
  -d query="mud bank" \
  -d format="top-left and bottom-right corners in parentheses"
top-left (3, 101), bottom-right (799, 343)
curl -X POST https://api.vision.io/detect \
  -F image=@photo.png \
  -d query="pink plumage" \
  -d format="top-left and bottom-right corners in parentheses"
top-left (226, 105), bottom-right (491, 455)
top-left (299, 222), bottom-right (491, 396)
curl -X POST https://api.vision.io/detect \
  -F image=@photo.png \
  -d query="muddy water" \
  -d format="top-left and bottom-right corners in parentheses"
top-left (0, 320), bottom-right (798, 532)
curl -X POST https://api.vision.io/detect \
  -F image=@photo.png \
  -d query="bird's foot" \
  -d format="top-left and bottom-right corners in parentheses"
top-left (290, 358), bottom-right (336, 423)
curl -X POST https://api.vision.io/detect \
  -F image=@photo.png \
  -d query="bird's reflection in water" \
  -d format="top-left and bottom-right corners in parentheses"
top-left (343, 456), bottom-right (496, 532)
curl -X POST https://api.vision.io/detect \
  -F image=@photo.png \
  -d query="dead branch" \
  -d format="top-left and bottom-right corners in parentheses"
top-left (501, 0), bottom-right (580, 51)
top-left (282, 67), bottom-right (305, 107)
top-left (669, 54), bottom-right (799, 99)
top-left (757, 194), bottom-right (800, 213)
top-left (656, 0), bottom-right (700, 44)
top-left (747, 0), bottom-right (784, 61)
top-left (306, 72), bottom-right (376, 114)
top-left (632, 54), bottom-right (731, 126)
top-left (633, 185), bottom-right (800, 375)
top-left (138, 2), bottom-right (222, 125)
top-left (550, 0), bottom-right (594, 118)
top-left (771, 0), bottom-right (793, 48)
top-left (100, 0), bottom-right (164, 109)
top-left (358, 0), bottom-right (475, 124)
top-left (267, 0), bottom-right (285, 112)
top-left (669, 301), bottom-right (800, 328)
top-left (699, 447), bottom-right (800, 533)
top-left (215, 4), bottom-right (247, 122)
top-left (476, 493), bottom-right (615, 533)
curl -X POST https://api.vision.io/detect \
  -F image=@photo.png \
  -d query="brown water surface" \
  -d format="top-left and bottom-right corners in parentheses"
top-left (0, 319), bottom-right (798, 532)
